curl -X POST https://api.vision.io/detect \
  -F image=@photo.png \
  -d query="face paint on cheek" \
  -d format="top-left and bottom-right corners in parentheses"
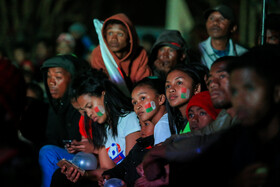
top-left (144, 101), bottom-right (156, 113)
top-left (181, 87), bottom-right (190, 99)
top-left (94, 106), bottom-right (105, 117)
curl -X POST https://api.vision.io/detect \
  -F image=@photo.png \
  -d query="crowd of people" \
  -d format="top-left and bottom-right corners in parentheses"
top-left (1, 4), bottom-right (280, 187)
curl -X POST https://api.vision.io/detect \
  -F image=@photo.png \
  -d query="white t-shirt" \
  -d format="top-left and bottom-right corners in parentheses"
top-left (154, 113), bottom-right (171, 145)
top-left (105, 112), bottom-right (140, 164)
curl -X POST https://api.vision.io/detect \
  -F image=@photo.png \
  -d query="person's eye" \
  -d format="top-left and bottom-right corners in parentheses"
top-left (140, 96), bottom-right (146, 101)
top-left (219, 73), bottom-right (227, 79)
top-left (188, 113), bottom-right (194, 119)
top-left (271, 36), bottom-right (279, 41)
top-left (169, 48), bottom-right (175, 52)
top-left (107, 32), bottom-right (113, 36)
top-left (209, 16), bottom-right (215, 21)
top-left (206, 79), bottom-right (212, 87)
top-left (199, 111), bottom-right (207, 116)
top-left (219, 17), bottom-right (225, 22)
top-left (165, 84), bottom-right (171, 89)
top-left (56, 76), bottom-right (62, 80)
top-left (118, 33), bottom-right (124, 37)
top-left (132, 100), bottom-right (137, 105)
top-left (246, 84), bottom-right (255, 92)
top-left (177, 81), bottom-right (183, 85)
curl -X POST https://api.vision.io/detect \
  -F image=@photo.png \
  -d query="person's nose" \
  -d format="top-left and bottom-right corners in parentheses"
top-left (168, 86), bottom-right (176, 93)
top-left (135, 103), bottom-right (142, 111)
top-left (211, 17), bottom-right (220, 26)
top-left (192, 114), bottom-right (199, 122)
top-left (85, 109), bottom-right (92, 119)
top-left (162, 49), bottom-right (169, 58)
top-left (49, 77), bottom-right (56, 86)
top-left (209, 77), bottom-right (219, 90)
top-left (111, 33), bottom-right (118, 40)
top-left (190, 114), bottom-right (199, 124)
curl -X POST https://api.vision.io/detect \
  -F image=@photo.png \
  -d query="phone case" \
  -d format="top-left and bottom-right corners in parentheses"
top-left (57, 158), bottom-right (85, 176)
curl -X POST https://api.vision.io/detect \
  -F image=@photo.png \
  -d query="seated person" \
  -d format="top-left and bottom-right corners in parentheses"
top-left (131, 77), bottom-right (171, 145)
top-left (100, 120), bottom-right (155, 187)
top-left (165, 64), bottom-right (208, 134)
top-left (258, 13), bottom-right (280, 45)
top-left (186, 91), bottom-right (221, 132)
top-left (199, 5), bottom-right (247, 68)
top-left (90, 13), bottom-right (152, 90)
top-left (54, 68), bottom-right (141, 184)
top-left (39, 55), bottom-right (89, 187)
top-left (56, 33), bottom-right (76, 55)
top-left (149, 30), bottom-right (188, 79)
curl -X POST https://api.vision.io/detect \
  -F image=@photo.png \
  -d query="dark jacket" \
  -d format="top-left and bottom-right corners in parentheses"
top-left (155, 124), bottom-right (280, 186)
top-left (102, 135), bottom-right (154, 187)
top-left (41, 55), bottom-right (87, 147)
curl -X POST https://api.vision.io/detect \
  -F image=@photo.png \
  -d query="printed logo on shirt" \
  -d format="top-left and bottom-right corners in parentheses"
top-left (144, 101), bottom-right (156, 113)
top-left (94, 106), bottom-right (105, 116)
top-left (106, 143), bottom-right (125, 164)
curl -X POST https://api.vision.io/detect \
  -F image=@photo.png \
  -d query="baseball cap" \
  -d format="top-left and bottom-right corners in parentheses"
top-left (204, 5), bottom-right (235, 23)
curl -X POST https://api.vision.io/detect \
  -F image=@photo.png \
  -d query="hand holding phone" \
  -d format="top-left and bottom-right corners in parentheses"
top-left (57, 158), bottom-right (85, 176)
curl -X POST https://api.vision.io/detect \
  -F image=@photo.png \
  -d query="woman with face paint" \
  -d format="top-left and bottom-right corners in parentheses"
top-left (131, 77), bottom-right (171, 145)
top-left (57, 69), bottom-right (141, 184)
top-left (165, 63), bottom-right (208, 134)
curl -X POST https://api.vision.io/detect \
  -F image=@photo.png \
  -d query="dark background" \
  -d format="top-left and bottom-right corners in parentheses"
top-left (1, 0), bottom-right (280, 59)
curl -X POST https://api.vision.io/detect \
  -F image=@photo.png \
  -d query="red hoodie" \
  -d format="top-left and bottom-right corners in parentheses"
top-left (90, 13), bottom-right (152, 84)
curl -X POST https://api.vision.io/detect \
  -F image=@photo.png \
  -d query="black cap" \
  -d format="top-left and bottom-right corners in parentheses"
top-left (204, 5), bottom-right (235, 23)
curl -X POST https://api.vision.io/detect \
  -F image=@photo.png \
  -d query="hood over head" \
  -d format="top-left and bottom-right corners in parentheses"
top-left (149, 30), bottom-right (188, 67)
top-left (101, 13), bottom-right (140, 61)
top-left (41, 54), bottom-right (89, 110)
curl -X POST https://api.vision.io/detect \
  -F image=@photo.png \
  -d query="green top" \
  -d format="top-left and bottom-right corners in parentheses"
top-left (179, 121), bottom-right (191, 134)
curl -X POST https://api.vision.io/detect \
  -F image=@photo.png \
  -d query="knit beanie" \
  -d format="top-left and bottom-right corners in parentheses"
top-left (186, 91), bottom-right (221, 120)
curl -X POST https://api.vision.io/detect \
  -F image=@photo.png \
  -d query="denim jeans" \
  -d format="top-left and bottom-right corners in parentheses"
top-left (39, 145), bottom-right (75, 187)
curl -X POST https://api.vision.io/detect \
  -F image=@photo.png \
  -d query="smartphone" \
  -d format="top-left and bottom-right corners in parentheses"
top-left (62, 140), bottom-right (72, 146)
top-left (57, 158), bottom-right (85, 176)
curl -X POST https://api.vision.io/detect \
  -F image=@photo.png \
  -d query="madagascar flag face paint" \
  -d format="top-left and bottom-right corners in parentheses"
top-left (144, 101), bottom-right (156, 113)
top-left (94, 106), bottom-right (105, 116)
top-left (181, 87), bottom-right (190, 99)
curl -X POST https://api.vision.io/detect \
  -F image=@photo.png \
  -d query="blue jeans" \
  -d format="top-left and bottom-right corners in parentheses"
top-left (39, 145), bottom-right (75, 187)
